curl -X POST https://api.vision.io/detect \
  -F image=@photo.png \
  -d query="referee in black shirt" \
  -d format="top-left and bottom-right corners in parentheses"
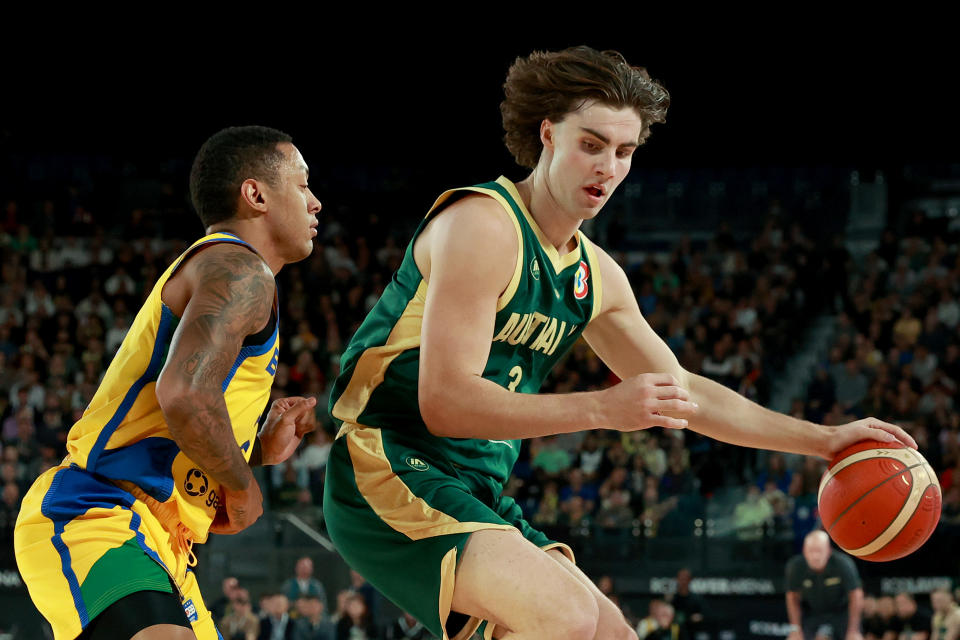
top-left (786, 530), bottom-right (864, 640)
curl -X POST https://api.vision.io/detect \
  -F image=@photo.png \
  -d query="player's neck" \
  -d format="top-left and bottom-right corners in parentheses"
top-left (206, 222), bottom-right (283, 275)
top-left (515, 172), bottom-right (580, 255)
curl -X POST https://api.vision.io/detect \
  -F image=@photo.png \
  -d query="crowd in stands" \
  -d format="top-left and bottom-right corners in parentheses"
top-left (209, 556), bottom-right (433, 639)
top-left (2, 165), bottom-right (959, 636)
top-left (2, 186), bottom-right (960, 550)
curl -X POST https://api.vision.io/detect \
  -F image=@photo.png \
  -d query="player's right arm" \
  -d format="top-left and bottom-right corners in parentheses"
top-left (417, 196), bottom-right (696, 440)
top-left (156, 243), bottom-right (275, 533)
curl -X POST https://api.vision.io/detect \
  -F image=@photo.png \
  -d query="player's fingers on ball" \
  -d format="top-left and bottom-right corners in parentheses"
top-left (872, 419), bottom-right (918, 448)
top-left (862, 425), bottom-right (896, 443)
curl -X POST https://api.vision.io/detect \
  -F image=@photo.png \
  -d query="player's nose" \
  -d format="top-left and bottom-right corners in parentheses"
top-left (595, 151), bottom-right (616, 177)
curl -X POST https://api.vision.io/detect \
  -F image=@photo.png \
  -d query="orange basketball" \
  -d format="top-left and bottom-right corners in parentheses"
top-left (817, 440), bottom-right (941, 562)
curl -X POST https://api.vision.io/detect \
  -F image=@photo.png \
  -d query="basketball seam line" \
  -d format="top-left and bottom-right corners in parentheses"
top-left (824, 462), bottom-right (922, 534)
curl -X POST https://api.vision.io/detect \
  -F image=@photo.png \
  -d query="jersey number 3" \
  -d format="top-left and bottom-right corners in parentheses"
top-left (507, 366), bottom-right (523, 392)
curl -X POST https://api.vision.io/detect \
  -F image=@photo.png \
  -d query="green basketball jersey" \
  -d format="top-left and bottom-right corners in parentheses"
top-left (329, 176), bottom-right (603, 485)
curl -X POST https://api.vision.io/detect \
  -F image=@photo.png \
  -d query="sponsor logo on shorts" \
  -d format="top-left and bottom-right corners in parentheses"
top-left (183, 598), bottom-right (199, 622)
top-left (184, 468), bottom-right (208, 497)
top-left (405, 456), bottom-right (429, 471)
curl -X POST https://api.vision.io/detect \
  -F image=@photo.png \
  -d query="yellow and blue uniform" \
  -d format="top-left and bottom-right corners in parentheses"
top-left (14, 232), bottom-right (279, 640)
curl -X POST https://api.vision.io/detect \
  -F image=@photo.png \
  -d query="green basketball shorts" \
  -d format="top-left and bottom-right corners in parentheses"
top-left (322, 424), bottom-right (573, 640)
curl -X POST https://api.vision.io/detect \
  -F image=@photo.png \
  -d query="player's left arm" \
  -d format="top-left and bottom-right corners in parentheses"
top-left (581, 243), bottom-right (916, 459)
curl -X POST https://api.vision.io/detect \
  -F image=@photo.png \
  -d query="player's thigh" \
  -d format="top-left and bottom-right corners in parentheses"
top-left (451, 528), bottom-right (599, 634)
top-left (547, 549), bottom-right (638, 640)
top-left (132, 625), bottom-right (197, 640)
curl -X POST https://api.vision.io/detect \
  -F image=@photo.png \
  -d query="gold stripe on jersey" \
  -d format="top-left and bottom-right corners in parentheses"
top-left (345, 426), bottom-right (514, 541)
top-left (425, 183), bottom-right (525, 312)
top-left (332, 281), bottom-right (427, 426)
top-left (496, 177), bottom-right (582, 274)
top-left (581, 237), bottom-right (604, 323)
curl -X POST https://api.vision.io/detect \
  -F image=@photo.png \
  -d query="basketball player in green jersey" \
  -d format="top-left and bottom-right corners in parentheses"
top-left (324, 47), bottom-right (916, 640)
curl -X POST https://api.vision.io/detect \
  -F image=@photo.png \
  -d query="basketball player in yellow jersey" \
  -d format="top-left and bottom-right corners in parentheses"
top-left (326, 48), bottom-right (918, 640)
top-left (14, 126), bottom-right (322, 640)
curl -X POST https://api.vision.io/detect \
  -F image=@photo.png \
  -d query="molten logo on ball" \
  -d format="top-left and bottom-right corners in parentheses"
top-left (818, 441), bottom-right (941, 562)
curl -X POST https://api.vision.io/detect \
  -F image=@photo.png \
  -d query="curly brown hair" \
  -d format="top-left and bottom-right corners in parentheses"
top-left (500, 46), bottom-right (670, 169)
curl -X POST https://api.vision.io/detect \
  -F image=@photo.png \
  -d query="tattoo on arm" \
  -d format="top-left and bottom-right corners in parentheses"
top-left (158, 246), bottom-right (275, 491)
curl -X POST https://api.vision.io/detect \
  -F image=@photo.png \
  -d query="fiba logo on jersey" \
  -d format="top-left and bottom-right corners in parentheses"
top-left (530, 258), bottom-right (540, 280)
top-left (574, 261), bottom-right (590, 299)
top-left (184, 468), bottom-right (209, 497)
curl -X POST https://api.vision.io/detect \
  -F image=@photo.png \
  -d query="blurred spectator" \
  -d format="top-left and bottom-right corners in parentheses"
top-left (335, 592), bottom-right (377, 640)
top-left (532, 480), bottom-right (561, 527)
top-left (282, 556), bottom-right (327, 609)
top-left (863, 595), bottom-right (887, 640)
top-left (755, 452), bottom-right (793, 494)
top-left (637, 600), bottom-right (666, 640)
top-left (930, 588), bottom-right (960, 640)
top-left (733, 486), bottom-right (773, 540)
top-left (210, 576), bottom-right (242, 621)
top-left (647, 602), bottom-right (682, 640)
top-left (668, 568), bottom-right (704, 640)
top-left (384, 612), bottom-right (433, 640)
top-left (293, 595), bottom-right (336, 640)
top-left (259, 593), bottom-right (294, 640)
top-left (221, 588), bottom-right (260, 640)
top-left (530, 435), bottom-right (573, 481)
top-left (892, 592), bottom-right (931, 640)
top-left (596, 467), bottom-right (634, 528)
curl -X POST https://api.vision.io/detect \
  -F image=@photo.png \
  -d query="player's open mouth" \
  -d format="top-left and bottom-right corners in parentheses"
top-left (584, 185), bottom-right (604, 202)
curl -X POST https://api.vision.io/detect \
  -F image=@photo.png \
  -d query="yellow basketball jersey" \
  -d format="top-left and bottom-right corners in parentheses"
top-left (64, 232), bottom-right (279, 543)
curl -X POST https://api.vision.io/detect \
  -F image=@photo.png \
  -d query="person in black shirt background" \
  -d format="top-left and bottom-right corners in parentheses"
top-left (786, 530), bottom-right (864, 640)
top-left (668, 568), bottom-right (705, 640)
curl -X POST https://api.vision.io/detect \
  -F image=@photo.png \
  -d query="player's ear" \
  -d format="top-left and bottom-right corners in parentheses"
top-left (540, 119), bottom-right (555, 150)
top-left (240, 179), bottom-right (268, 213)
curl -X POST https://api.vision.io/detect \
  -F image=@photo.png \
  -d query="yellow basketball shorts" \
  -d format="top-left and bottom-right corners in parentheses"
top-left (14, 464), bottom-right (219, 640)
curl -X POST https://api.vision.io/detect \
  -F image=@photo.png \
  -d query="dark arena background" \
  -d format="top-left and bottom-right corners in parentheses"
top-left (2, 24), bottom-right (959, 640)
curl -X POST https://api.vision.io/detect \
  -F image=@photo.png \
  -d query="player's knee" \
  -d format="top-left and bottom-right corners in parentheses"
top-left (558, 592), bottom-right (600, 640)
top-left (615, 622), bottom-right (640, 640)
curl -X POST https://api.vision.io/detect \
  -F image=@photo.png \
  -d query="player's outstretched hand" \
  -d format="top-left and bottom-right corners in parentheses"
top-left (258, 396), bottom-right (318, 466)
top-left (820, 417), bottom-right (918, 460)
top-left (603, 373), bottom-right (698, 431)
top-left (210, 476), bottom-right (264, 535)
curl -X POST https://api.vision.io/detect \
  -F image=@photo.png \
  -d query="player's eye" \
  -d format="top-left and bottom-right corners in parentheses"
top-left (582, 140), bottom-right (602, 153)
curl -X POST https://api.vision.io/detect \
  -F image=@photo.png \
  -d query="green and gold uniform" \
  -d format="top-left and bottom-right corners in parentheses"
top-left (324, 177), bottom-right (604, 640)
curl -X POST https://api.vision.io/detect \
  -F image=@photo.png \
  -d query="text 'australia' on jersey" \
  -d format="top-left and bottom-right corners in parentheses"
top-left (329, 177), bottom-right (602, 485)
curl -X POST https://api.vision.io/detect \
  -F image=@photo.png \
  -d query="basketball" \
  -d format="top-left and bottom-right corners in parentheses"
top-left (818, 440), bottom-right (942, 562)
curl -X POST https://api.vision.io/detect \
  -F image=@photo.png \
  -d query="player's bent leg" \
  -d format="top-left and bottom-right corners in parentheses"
top-left (547, 549), bottom-right (639, 640)
top-left (451, 529), bottom-right (599, 640)
top-left (76, 586), bottom-right (196, 640)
